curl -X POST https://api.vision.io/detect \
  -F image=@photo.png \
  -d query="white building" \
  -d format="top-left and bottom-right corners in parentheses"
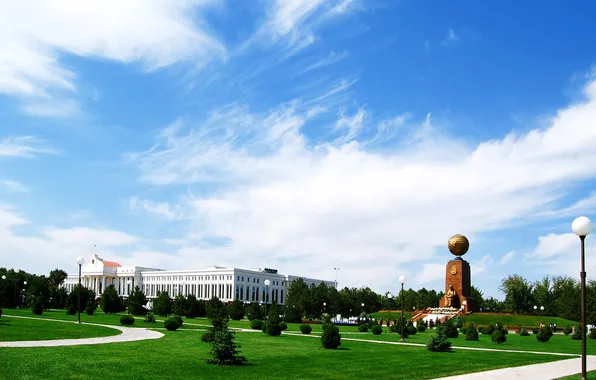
top-left (63, 254), bottom-right (335, 305)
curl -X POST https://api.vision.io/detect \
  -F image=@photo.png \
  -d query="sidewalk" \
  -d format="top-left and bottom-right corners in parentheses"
top-left (0, 315), bottom-right (163, 348)
top-left (433, 356), bottom-right (596, 380)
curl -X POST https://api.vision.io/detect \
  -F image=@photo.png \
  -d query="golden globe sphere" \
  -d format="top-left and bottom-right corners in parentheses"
top-left (448, 234), bottom-right (469, 257)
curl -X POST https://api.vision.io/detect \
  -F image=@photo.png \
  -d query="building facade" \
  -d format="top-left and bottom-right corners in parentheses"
top-left (63, 254), bottom-right (335, 305)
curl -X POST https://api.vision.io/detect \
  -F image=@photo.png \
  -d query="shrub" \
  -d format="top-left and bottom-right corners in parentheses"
top-left (246, 302), bottom-right (264, 321)
top-left (186, 294), bottom-right (205, 318)
top-left (563, 325), bottom-right (572, 335)
top-left (321, 323), bottom-right (341, 349)
top-left (453, 316), bottom-right (462, 328)
top-left (537, 326), bottom-right (553, 342)
top-left (478, 326), bottom-right (486, 334)
top-left (486, 324), bottom-right (495, 335)
top-left (491, 330), bottom-right (506, 344)
top-left (85, 299), bottom-right (97, 316)
top-left (572, 325), bottom-right (583, 341)
top-left (589, 328), bottom-right (596, 340)
top-left (358, 324), bottom-right (369, 332)
top-left (426, 329), bottom-right (452, 352)
top-left (371, 325), bottom-right (382, 335)
top-left (417, 323), bottom-right (427, 332)
top-left (206, 328), bottom-right (247, 365)
top-left (101, 285), bottom-right (122, 314)
top-left (128, 286), bottom-right (148, 316)
top-left (66, 302), bottom-right (76, 315)
top-left (502, 328), bottom-right (509, 335)
top-left (519, 328), bottom-right (530, 336)
top-left (144, 312), bottom-right (156, 323)
top-left (460, 327), bottom-right (467, 334)
top-left (227, 300), bottom-right (245, 321)
top-left (153, 291), bottom-right (172, 317)
top-left (32, 299), bottom-right (43, 315)
top-left (532, 328), bottom-right (539, 335)
top-left (173, 315), bottom-right (184, 327)
top-left (465, 324), bottom-right (479, 341)
top-left (172, 294), bottom-right (188, 317)
top-left (407, 325), bottom-right (417, 335)
top-left (429, 319), bottom-right (434, 329)
top-left (201, 331), bottom-right (215, 342)
top-left (280, 322), bottom-right (288, 331)
top-left (300, 324), bottom-right (312, 334)
top-left (251, 319), bottom-right (263, 330)
top-left (0, 308), bottom-right (3, 319)
top-left (164, 318), bottom-right (180, 331)
top-left (495, 321), bottom-right (503, 331)
top-left (442, 319), bottom-right (459, 338)
top-left (266, 305), bottom-right (282, 336)
top-left (120, 314), bottom-right (135, 326)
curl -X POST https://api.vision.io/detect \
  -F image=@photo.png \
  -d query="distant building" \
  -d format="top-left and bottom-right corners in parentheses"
top-left (63, 254), bottom-right (334, 305)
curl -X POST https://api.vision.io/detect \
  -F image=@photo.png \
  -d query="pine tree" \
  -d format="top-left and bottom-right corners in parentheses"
top-left (153, 291), bottom-right (172, 317)
top-left (227, 300), bottom-right (245, 320)
top-left (205, 296), bottom-right (246, 365)
top-left (266, 304), bottom-right (282, 336)
top-left (101, 285), bottom-right (122, 314)
top-left (128, 286), bottom-right (148, 316)
top-left (172, 294), bottom-right (188, 316)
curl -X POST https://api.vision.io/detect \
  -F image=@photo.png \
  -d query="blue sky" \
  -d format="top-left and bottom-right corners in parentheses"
top-left (2, 0), bottom-right (596, 299)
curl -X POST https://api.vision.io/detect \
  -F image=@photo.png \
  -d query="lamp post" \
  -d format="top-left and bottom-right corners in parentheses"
top-left (334, 268), bottom-right (340, 289)
top-left (399, 275), bottom-right (406, 342)
top-left (462, 300), bottom-right (467, 326)
top-left (76, 257), bottom-right (85, 324)
top-left (387, 292), bottom-right (393, 333)
top-left (22, 281), bottom-right (27, 307)
top-left (264, 279), bottom-right (270, 318)
top-left (13, 268), bottom-right (20, 307)
top-left (573, 216), bottom-right (592, 380)
top-left (323, 302), bottom-right (327, 315)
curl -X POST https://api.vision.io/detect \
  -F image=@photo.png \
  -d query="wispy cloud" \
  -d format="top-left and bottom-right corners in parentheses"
top-left (499, 250), bottom-right (515, 265)
top-left (0, 0), bottom-right (226, 115)
top-left (303, 50), bottom-right (349, 73)
top-left (0, 136), bottom-right (56, 158)
top-left (442, 27), bottom-right (459, 46)
top-left (20, 99), bottom-right (81, 118)
top-left (1, 180), bottom-right (29, 193)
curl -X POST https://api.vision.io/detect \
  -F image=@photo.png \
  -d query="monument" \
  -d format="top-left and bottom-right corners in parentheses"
top-left (438, 234), bottom-right (476, 312)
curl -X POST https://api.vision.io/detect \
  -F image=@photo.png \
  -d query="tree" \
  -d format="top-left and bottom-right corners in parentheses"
top-left (321, 323), bottom-right (341, 349)
top-left (68, 284), bottom-right (94, 313)
top-left (265, 303), bottom-right (282, 336)
top-left (246, 302), bottom-right (263, 321)
top-left (101, 285), bottom-right (122, 314)
top-left (172, 294), bottom-right (188, 316)
top-left (186, 294), bottom-right (205, 318)
top-left (500, 274), bottom-right (534, 314)
top-left (470, 285), bottom-right (485, 309)
top-left (48, 269), bottom-right (68, 302)
top-left (205, 295), bottom-right (246, 365)
top-left (285, 278), bottom-right (310, 320)
top-left (153, 291), bottom-right (172, 317)
top-left (227, 300), bottom-right (245, 320)
top-left (128, 286), bottom-right (148, 316)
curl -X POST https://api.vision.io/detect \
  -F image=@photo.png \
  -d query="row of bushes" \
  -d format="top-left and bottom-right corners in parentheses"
top-left (119, 313), bottom-right (183, 331)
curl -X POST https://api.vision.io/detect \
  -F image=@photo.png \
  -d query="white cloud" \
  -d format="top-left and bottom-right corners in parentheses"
top-left (303, 50), bottom-right (349, 73)
top-left (0, 0), bottom-right (226, 114)
top-left (1, 179), bottom-right (29, 193)
top-left (126, 77), bottom-right (596, 291)
top-left (499, 250), bottom-right (515, 265)
top-left (129, 196), bottom-right (184, 221)
top-left (416, 264), bottom-right (446, 285)
top-left (0, 136), bottom-right (56, 158)
top-left (20, 99), bottom-right (81, 118)
top-left (442, 27), bottom-right (459, 46)
top-left (529, 230), bottom-right (596, 278)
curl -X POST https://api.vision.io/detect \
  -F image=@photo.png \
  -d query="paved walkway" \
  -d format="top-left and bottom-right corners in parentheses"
top-left (433, 356), bottom-right (596, 379)
top-left (0, 315), bottom-right (163, 348)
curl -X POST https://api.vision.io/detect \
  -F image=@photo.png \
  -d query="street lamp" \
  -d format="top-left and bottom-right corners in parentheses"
top-left (334, 268), bottom-right (340, 289)
top-left (387, 292), bottom-right (393, 333)
top-left (399, 275), bottom-right (406, 342)
top-left (12, 268), bottom-right (20, 307)
top-left (264, 279), bottom-right (270, 318)
top-left (461, 300), bottom-right (467, 326)
top-left (76, 257), bottom-right (85, 323)
top-left (22, 281), bottom-right (27, 307)
top-left (573, 216), bottom-right (592, 380)
top-left (323, 302), bottom-right (327, 315)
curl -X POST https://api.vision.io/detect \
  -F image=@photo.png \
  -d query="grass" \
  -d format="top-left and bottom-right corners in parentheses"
top-left (463, 313), bottom-right (577, 328)
top-left (0, 320), bottom-right (568, 380)
top-left (0, 316), bottom-right (120, 341)
top-left (369, 311), bottom-right (413, 320)
top-left (338, 328), bottom-right (596, 355)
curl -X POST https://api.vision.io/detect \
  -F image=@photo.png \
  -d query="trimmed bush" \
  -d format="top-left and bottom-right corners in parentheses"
top-left (407, 325), bottom-right (417, 335)
top-left (164, 318), bottom-right (180, 331)
top-left (532, 328), bottom-right (539, 335)
top-left (32, 300), bottom-right (44, 315)
top-left (519, 328), bottom-right (530, 336)
top-left (537, 326), bottom-right (553, 342)
top-left (563, 325), bottom-right (572, 335)
top-left (478, 326), bottom-right (486, 334)
top-left (321, 323), bottom-right (341, 349)
top-left (572, 325), bottom-right (583, 341)
top-left (300, 324), bottom-right (312, 334)
top-left (120, 314), bottom-right (135, 326)
top-left (426, 329), bottom-right (452, 352)
top-left (417, 323), bottom-right (427, 332)
top-left (358, 324), bottom-right (369, 332)
top-left (66, 302), bottom-right (76, 315)
top-left (371, 324), bottom-right (382, 335)
top-left (0, 308), bottom-right (3, 319)
top-left (85, 299), bottom-right (97, 316)
top-left (491, 329), bottom-right (506, 344)
top-left (465, 324), bottom-right (479, 341)
top-left (502, 328), bottom-right (509, 335)
top-left (172, 315), bottom-right (183, 327)
top-left (144, 312), bottom-right (156, 323)
top-left (201, 331), bottom-right (214, 342)
top-left (589, 328), bottom-right (596, 340)
top-left (486, 324), bottom-right (495, 335)
top-left (442, 319), bottom-right (459, 338)
top-left (280, 322), bottom-right (288, 331)
top-left (251, 319), bottom-right (263, 330)
top-left (453, 316), bottom-right (462, 328)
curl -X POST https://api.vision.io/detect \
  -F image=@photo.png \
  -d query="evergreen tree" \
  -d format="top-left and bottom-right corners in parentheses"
top-left (101, 285), bottom-right (121, 314)
top-left (128, 286), bottom-right (148, 316)
top-left (205, 295), bottom-right (246, 365)
top-left (227, 300), bottom-right (245, 320)
top-left (266, 303), bottom-right (282, 336)
top-left (172, 294), bottom-right (188, 316)
top-left (186, 294), bottom-right (204, 318)
top-left (246, 302), bottom-right (263, 320)
top-left (68, 284), bottom-right (94, 313)
top-left (153, 291), bottom-right (172, 317)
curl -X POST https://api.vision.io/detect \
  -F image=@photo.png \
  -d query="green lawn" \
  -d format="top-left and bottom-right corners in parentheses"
top-left (336, 328), bottom-right (595, 355)
top-left (0, 323), bottom-right (568, 380)
top-left (370, 311), bottom-right (413, 320)
top-left (0, 316), bottom-right (120, 341)
top-left (463, 313), bottom-right (577, 328)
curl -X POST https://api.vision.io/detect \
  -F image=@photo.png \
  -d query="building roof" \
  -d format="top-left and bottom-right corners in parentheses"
top-left (102, 260), bottom-right (122, 268)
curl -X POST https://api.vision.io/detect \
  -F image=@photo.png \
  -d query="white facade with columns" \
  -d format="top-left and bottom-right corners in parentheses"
top-left (63, 254), bottom-right (334, 305)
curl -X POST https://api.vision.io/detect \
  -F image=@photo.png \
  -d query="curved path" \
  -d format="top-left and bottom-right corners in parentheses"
top-left (0, 315), bottom-right (163, 348)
